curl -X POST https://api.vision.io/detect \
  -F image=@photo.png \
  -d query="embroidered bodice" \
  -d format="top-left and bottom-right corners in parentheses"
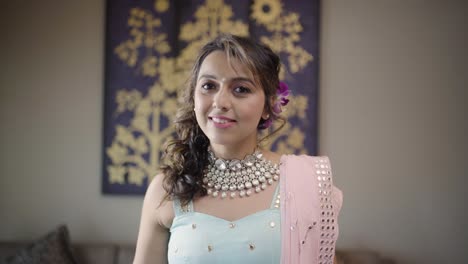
top-left (168, 184), bottom-right (281, 264)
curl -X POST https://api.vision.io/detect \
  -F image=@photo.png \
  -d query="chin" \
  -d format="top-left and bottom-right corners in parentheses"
top-left (207, 137), bottom-right (235, 146)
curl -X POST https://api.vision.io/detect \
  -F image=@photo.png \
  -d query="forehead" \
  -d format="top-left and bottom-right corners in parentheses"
top-left (198, 50), bottom-right (254, 80)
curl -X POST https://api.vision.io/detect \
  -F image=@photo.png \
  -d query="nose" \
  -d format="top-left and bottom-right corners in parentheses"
top-left (212, 86), bottom-right (231, 111)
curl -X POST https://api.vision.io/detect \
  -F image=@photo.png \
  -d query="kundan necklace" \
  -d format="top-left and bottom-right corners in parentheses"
top-left (203, 149), bottom-right (280, 199)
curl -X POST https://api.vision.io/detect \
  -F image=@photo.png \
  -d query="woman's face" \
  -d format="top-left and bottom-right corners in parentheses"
top-left (194, 51), bottom-right (267, 154)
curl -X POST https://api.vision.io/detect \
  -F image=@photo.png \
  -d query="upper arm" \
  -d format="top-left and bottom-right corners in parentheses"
top-left (133, 174), bottom-right (172, 264)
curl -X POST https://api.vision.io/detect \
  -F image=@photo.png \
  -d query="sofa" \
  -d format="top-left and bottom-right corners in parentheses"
top-left (0, 241), bottom-right (135, 264)
top-left (0, 225), bottom-right (394, 264)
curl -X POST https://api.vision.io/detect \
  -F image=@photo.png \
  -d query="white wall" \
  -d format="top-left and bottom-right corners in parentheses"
top-left (320, 1), bottom-right (468, 263)
top-left (0, 0), bottom-right (466, 263)
top-left (0, 0), bottom-right (142, 243)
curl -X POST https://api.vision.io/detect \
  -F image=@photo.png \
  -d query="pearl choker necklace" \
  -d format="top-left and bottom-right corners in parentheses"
top-left (202, 149), bottom-right (280, 199)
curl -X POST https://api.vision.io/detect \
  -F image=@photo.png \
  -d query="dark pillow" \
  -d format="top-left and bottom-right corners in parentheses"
top-left (4, 225), bottom-right (78, 264)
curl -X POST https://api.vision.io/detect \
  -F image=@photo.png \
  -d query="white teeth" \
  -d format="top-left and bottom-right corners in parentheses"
top-left (212, 117), bottom-right (229, 124)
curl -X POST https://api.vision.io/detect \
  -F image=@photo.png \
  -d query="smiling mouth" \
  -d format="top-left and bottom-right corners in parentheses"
top-left (211, 117), bottom-right (233, 124)
top-left (209, 116), bottom-right (236, 125)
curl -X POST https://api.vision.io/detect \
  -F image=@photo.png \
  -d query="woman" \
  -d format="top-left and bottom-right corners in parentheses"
top-left (133, 34), bottom-right (342, 264)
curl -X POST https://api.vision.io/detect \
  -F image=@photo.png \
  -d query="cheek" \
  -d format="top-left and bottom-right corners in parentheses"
top-left (194, 92), bottom-right (208, 117)
top-left (243, 100), bottom-right (265, 121)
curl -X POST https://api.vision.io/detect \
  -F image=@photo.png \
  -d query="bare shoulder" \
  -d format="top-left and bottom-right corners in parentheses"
top-left (134, 174), bottom-right (173, 264)
top-left (145, 173), bottom-right (174, 229)
top-left (146, 173), bottom-right (166, 201)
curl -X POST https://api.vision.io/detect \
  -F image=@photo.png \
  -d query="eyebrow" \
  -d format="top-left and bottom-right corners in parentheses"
top-left (198, 74), bottom-right (256, 86)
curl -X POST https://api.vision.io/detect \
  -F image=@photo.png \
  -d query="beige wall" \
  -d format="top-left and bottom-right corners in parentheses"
top-left (0, 0), bottom-right (466, 263)
top-left (320, 1), bottom-right (467, 263)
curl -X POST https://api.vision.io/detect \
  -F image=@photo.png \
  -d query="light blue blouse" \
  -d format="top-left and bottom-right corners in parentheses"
top-left (168, 184), bottom-right (281, 263)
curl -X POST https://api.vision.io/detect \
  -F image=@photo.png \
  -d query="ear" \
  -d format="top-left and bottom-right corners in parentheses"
top-left (262, 95), bottom-right (275, 119)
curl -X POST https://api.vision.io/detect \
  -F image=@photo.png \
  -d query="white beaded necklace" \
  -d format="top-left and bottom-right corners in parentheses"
top-left (202, 149), bottom-right (280, 199)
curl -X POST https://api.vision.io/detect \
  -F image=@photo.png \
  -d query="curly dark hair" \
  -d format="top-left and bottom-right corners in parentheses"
top-left (160, 34), bottom-right (284, 205)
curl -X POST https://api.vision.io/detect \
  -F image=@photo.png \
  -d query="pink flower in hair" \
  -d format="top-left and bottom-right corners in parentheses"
top-left (259, 81), bottom-right (290, 129)
top-left (273, 81), bottom-right (290, 114)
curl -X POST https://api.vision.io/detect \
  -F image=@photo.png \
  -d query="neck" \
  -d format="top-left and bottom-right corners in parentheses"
top-left (209, 143), bottom-right (258, 160)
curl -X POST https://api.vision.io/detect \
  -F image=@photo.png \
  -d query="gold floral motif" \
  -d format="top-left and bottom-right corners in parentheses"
top-left (161, 98), bottom-right (178, 119)
top-left (251, 0), bottom-right (282, 25)
top-left (284, 95), bottom-right (308, 119)
top-left (107, 143), bottom-right (128, 165)
top-left (134, 99), bottom-right (152, 117)
top-left (288, 46), bottom-right (313, 73)
top-left (115, 90), bottom-right (142, 114)
top-left (179, 0), bottom-right (249, 61)
top-left (287, 128), bottom-right (305, 149)
top-left (115, 125), bottom-right (136, 148)
top-left (148, 83), bottom-right (166, 103)
top-left (157, 57), bottom-right (187, 93)
top-left (142, 56), bottom-right (158, 77)
top-left (114, 7), bottom-right (168, 72)
top-left (134, 136), bottom-right (149, 154)
top-left (128, 167), bottom-right (145, 185)
top-left (108, 165), bottom-right (126, 184)
top-left (154, 0), bottom-right (169, 13)
top-left (251, 0), bottom-right (313, 74)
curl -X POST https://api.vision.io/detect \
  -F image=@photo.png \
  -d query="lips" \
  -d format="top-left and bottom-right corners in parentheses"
top-left (211, 117), bottom-right (234, 124)
top-left (209, 115), bottom-right (235, 122)
top-left (209, 115), bottom-right (236, 128)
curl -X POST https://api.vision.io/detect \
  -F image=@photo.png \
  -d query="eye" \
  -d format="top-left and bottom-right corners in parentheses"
top-left (233, 86), bottom-right (251, 94)
top-left (201, 82), bottom-right (216, 91)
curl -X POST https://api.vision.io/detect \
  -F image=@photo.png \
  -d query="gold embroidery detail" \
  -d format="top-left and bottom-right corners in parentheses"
top-left (249, 243), bottom-right (255, 250)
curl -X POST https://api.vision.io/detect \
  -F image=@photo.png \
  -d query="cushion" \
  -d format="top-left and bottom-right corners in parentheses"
top-left (72, 243), bottom-right (116, 264)
top-left (3, 225), bottom-right (78, 264)
top-left (116, 245), bottom-right (136, 264)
